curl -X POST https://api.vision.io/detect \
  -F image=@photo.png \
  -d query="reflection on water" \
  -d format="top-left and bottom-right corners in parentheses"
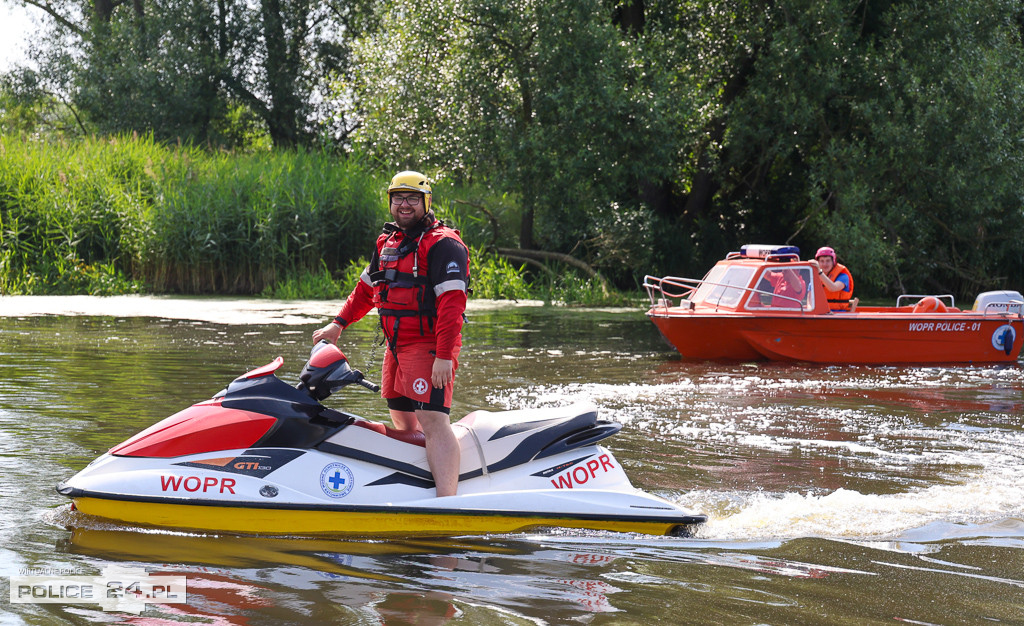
top-left (1, 301), bottom-right (1023, 624)
top-left (53, 524), bottom-right (881, 623)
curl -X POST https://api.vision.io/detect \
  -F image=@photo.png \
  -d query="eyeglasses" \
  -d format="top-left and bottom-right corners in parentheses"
top-left (391, 194), bottom-right (422, 206)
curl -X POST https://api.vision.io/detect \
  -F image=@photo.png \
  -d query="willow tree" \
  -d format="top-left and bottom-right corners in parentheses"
top-left (351, 0), bottom-right (682, 255)
top-left (637, 0), bottom-right (1024, 296)
top-left (20, 0), bottom-right (376, 147)
top-left (803, 0), bottom-right (1024, 296)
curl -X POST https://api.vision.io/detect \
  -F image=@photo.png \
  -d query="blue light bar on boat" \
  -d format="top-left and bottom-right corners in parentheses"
top-left (739, 244), bottom-right (800, 259)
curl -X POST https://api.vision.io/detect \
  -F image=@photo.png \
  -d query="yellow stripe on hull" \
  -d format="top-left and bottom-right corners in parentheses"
top-left (73, 497), bottom-right (686, 537)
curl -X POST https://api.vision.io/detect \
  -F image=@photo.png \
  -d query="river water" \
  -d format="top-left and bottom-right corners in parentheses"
top-left (1, 296), bottom-right (1022, 624)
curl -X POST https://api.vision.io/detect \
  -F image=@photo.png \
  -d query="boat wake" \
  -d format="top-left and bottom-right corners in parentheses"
top-left (487, 367), bottom-right (1024, 545)
top-left (679, 483), bottom-right (1024, 544)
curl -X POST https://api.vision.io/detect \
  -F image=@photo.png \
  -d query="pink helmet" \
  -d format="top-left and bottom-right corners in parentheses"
top-left (815, 246), bottom-right (836, 261)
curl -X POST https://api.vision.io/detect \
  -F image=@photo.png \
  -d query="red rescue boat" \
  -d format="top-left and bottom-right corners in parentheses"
top-left (644, 245), bottom-right (1024, 364)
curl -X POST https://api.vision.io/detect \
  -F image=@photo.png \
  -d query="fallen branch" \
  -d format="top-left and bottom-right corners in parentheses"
top-left (496, 247), bottom-right (610, 295)
top-left (497, 252), bottom-right (556, 277)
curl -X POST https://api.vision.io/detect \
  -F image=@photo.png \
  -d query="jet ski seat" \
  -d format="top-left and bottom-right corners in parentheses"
top-left (454, 403), bottom-right (599, 443)
top-left (454, 402), bottom-right (621, 476)
top-left (318, 402), bottom-right (620, 485)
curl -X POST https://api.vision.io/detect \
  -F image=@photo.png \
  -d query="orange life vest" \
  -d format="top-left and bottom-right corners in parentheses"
top-left (824, 263), bottom-right (854, 311)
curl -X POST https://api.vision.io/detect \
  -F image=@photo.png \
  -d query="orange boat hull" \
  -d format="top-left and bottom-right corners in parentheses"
top-left (648, 310), bottom-right (1023, 364)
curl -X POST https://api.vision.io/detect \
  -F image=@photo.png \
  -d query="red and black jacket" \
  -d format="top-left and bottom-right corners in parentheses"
top-left (335, 215), bottom-right (469, 360)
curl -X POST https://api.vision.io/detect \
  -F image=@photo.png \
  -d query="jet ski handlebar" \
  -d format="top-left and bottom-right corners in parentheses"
top-left (356, 378), bottom-right (381, 393)
top-left (297, 341), bottom-right (380, 400)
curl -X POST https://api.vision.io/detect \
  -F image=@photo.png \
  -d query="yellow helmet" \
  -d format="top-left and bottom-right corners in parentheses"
top-left (388, 171), bottom-right (432, 211)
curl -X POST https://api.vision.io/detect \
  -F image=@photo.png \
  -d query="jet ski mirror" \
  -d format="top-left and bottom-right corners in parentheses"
top-left (297, 341), bottom-right (380, 400)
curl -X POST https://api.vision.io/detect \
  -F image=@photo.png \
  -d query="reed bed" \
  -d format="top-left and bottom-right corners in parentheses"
top-left (1, 135), bottom-right (629, 304)
top-left (0, 134), bottom-right (385, 295)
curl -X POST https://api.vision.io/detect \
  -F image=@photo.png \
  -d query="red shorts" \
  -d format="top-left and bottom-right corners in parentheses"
top-left (381, 340), bottom-right (460, 410)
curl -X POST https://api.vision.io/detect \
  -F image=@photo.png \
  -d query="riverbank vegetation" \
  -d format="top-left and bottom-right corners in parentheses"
top-left (0, 136), bottom-right (382, 295)
top-left (3, 1), bottom-right (1023, 302)
top-left (0, 135), bottom-right (620, 303)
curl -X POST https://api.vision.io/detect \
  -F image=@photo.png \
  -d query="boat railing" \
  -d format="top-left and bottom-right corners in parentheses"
top-left (644, 274), bottom-right (808, 313)
top-left (896, 294), bottom-right (956, 308)
top-left (643, 275), bottom-right (699, 307)
top-left (893, 293), bottom-right (1023, 317)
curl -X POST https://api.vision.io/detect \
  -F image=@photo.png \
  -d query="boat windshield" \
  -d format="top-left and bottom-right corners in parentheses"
top-left (692, 266), bottom-right (756, 308)
top-left (747, 266), bottom-right (815, 310)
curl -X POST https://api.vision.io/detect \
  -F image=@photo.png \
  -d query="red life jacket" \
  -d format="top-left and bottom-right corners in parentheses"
top-left (824, 263), bottom-right (854, 311)
top-left (368, 218), bottom-right (469, 344)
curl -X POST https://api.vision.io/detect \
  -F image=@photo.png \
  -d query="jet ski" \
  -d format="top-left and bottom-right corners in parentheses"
top-left (57, 342), bottom-right (707, 537)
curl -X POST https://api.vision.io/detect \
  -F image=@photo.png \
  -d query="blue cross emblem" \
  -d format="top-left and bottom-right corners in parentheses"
top-left (320, 462), bottom-right (354, 498)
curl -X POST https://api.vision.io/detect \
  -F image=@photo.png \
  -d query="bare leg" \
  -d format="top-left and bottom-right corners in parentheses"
top-left (415, 409), bottom-right (460, 497)
top-left (389, 409), bottom-right (421, 431)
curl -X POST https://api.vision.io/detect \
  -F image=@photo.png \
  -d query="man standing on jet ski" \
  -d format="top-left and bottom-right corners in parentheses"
top-left (313, 171), bottom-right (470, 497)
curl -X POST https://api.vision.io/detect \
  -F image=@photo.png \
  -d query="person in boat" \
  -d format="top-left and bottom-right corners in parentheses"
top-left (811, 246), bottom-right (855, 311)
top-left (765, 267), bottom-right (807, 308)
top-left (313, 171), bottom-right (470, 497)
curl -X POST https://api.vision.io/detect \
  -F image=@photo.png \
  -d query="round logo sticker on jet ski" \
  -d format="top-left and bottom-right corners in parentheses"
top-left (991, 324), bottom-right (1016, 353)
top-left (320, 463), bottom-right (355, 499)
top-left (412, 377), bottom-right (429, 396)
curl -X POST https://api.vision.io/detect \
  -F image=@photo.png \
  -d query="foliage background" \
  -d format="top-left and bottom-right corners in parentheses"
top-left (2, 0), bottom-right (1023, 301)
top-left (0, 136), bottom-right (384, 294)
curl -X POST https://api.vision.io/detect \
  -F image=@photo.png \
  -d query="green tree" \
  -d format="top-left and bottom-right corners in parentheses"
top-left (0, 67), bottom-right (86, 137)
top-left (351, 0), bottom-right (682, 260)
top-left (806, 0), bottom-right (1024, 297)
top-left (18, 0), bottom-right (379, 148)
top-left (640, 0), bottom-right (1024, 297)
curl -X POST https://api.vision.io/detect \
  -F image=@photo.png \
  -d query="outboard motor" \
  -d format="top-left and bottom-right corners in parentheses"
top-left (972, 291), bottom-right (1024, 314)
